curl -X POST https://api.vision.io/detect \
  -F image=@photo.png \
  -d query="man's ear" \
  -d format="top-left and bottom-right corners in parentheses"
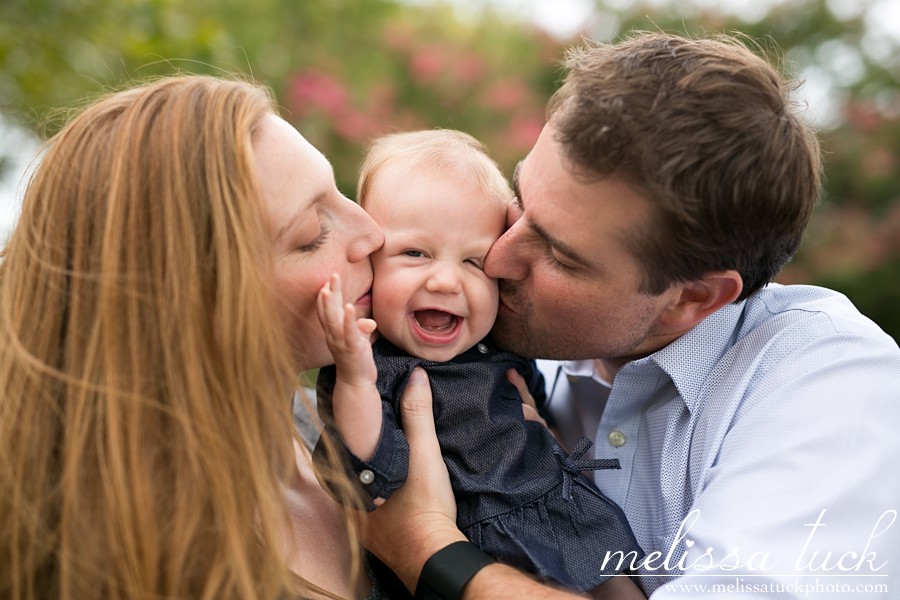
top-left (659, 271), bottom-right (743, 333)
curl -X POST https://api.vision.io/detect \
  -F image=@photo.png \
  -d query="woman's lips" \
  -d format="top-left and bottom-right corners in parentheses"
top-left (355, 290), bottom-right (372, 307)
top-left (354, 290), bottom-right (373, 318)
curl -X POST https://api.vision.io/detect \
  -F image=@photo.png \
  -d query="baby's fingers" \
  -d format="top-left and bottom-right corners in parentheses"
top-left (357, 318), bottom-right (377, 338)
top-left (316, 278), bottom-right (333, 329)
top-left (319, 274), bottom-right (348, 331)
top-left (342, 301), bottom-right (363, 346)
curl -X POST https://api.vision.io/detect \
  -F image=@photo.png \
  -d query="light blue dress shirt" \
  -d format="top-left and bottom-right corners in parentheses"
top-left (537, 284), bottom-right (900, 598)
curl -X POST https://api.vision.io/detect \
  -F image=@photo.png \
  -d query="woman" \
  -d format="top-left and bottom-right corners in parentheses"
top-left (0, 75), bottom-right (382, 599)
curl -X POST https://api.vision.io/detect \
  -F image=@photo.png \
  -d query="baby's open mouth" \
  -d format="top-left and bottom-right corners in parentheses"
top-left (413, 309), bottom-right (460, 333)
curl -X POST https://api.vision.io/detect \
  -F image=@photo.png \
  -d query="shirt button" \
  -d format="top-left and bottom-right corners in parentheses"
top-left (608, 430), bottom-right (626, 447)
top-left (359, 469), bottom-right (375, 485)
top-left (476, 343), bottom-right (489, 354)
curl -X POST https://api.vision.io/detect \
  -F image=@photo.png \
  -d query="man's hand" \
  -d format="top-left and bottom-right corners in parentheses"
top-left (362, 367), bottom-right (467, 591)
top-left (506, 368), bottom-right (549, 428)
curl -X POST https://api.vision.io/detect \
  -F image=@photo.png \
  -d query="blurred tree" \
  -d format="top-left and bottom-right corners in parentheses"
top-left (0, 0), bottom-right (398, 121)
top-left (281, 4), bottom-right (560, 192)
top-left (0, 0), bottom-right (557, 188)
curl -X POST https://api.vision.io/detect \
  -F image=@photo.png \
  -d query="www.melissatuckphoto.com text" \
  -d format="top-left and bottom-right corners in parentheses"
top-left (658, 577), bottom-right (889, 597)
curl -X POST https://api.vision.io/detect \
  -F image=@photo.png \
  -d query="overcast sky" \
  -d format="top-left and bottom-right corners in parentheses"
top-left (0, 118), bottom-right (39, 244)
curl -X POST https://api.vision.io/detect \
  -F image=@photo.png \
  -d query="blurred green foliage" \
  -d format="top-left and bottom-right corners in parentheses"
top-left (1, 0), bottom-right (898, 340)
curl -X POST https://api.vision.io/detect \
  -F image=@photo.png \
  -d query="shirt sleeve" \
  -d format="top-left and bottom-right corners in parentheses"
top-left (313, 365), bottom-right (410, 511)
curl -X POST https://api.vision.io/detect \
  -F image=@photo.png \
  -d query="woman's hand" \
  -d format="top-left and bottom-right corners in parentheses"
top-left (361, 368), bottom-right (466, 592)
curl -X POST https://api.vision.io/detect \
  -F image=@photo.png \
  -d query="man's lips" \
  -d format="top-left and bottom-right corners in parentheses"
top-left (497, 294), bottom-right (515, 315)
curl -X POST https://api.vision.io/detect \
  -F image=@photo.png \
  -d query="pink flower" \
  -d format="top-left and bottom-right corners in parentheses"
top-left (861, 146), bottom-right (896, 179)
top-left (453, 53), bottom-right (486, 85)
top-left (288, 70), bottom-right (350, 116)
top-left (481, 76), bottom-right (531, 110)
top-left (410, 46), bottom-right (447, 84)
top-left (366, 83), bottom-right (396, 118)
top-left (844, 100), bottom-right (882, 133)
top-left (333, 108), bottom-right (375, 143)
top-left (506, 113), bottom-right (544, 149)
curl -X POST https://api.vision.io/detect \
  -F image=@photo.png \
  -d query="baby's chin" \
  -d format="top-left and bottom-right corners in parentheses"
top-left (394, 333), bottom-right (481, 363)
top-left (410, 344), bottom-right (466, 363)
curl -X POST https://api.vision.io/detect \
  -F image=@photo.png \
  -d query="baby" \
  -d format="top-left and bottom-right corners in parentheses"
top-left (315, 129), bottom-right (642, 595)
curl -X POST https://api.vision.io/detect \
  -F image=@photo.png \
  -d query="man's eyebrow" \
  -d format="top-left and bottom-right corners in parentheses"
top-left (511, 160), bottom-right (591, 269)
top-left (531, 220), bottom-right (591, 268)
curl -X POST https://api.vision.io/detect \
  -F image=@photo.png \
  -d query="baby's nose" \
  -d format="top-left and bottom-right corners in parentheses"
top-left (425, 264), bottom-right (463, 294)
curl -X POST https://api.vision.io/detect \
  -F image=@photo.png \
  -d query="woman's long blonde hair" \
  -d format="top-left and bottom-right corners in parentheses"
top-left (0, 75), bottom-right (359, 599)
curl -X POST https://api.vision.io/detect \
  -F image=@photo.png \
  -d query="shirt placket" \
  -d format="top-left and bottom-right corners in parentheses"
top-left (591, 364), bottom-right (646, 508)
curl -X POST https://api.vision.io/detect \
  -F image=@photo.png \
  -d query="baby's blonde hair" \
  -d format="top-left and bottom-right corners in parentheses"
top-left (357, 129), bottom-right (512, 210)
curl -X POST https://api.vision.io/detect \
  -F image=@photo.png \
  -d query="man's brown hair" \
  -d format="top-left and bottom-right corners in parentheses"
top-left (549, 32), bottom-right (822, 300)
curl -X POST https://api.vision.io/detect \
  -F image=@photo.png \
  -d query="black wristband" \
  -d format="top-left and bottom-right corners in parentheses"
top-left (414, 541), bottom-right (495, 600)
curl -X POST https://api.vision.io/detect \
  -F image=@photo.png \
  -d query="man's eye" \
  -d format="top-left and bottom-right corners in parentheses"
top-left (546, 251), bottom-right (577, 274)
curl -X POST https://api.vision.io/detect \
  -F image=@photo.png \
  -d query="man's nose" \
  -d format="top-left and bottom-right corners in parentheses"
top-left (485, 219), bottom-right (528, 281)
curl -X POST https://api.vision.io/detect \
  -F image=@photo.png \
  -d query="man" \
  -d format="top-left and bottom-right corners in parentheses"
top-left (365, 32), bottom-right (900, 599)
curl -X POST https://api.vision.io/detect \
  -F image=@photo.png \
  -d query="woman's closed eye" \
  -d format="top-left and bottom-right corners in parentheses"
top-left (296, 223), bottom-right (331, 253)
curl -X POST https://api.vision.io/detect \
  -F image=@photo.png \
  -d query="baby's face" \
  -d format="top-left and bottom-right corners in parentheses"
top-left (366, 165), bottom-right (507, 362)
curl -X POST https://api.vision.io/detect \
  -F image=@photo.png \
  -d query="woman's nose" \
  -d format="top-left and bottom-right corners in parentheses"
top-left (346, 200), bottom-right (384, 263)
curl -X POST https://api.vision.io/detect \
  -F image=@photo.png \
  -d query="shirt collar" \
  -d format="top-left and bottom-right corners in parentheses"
top-left (553, 299), bottom-right (747, 412)
top-left (558, 360), bottom-right (600, 379)
top-left (648, 299), bottom-right (747, 412)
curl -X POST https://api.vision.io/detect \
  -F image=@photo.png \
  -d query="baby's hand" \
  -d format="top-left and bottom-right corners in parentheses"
top-left (317, 273), bottom-right (378, 386)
